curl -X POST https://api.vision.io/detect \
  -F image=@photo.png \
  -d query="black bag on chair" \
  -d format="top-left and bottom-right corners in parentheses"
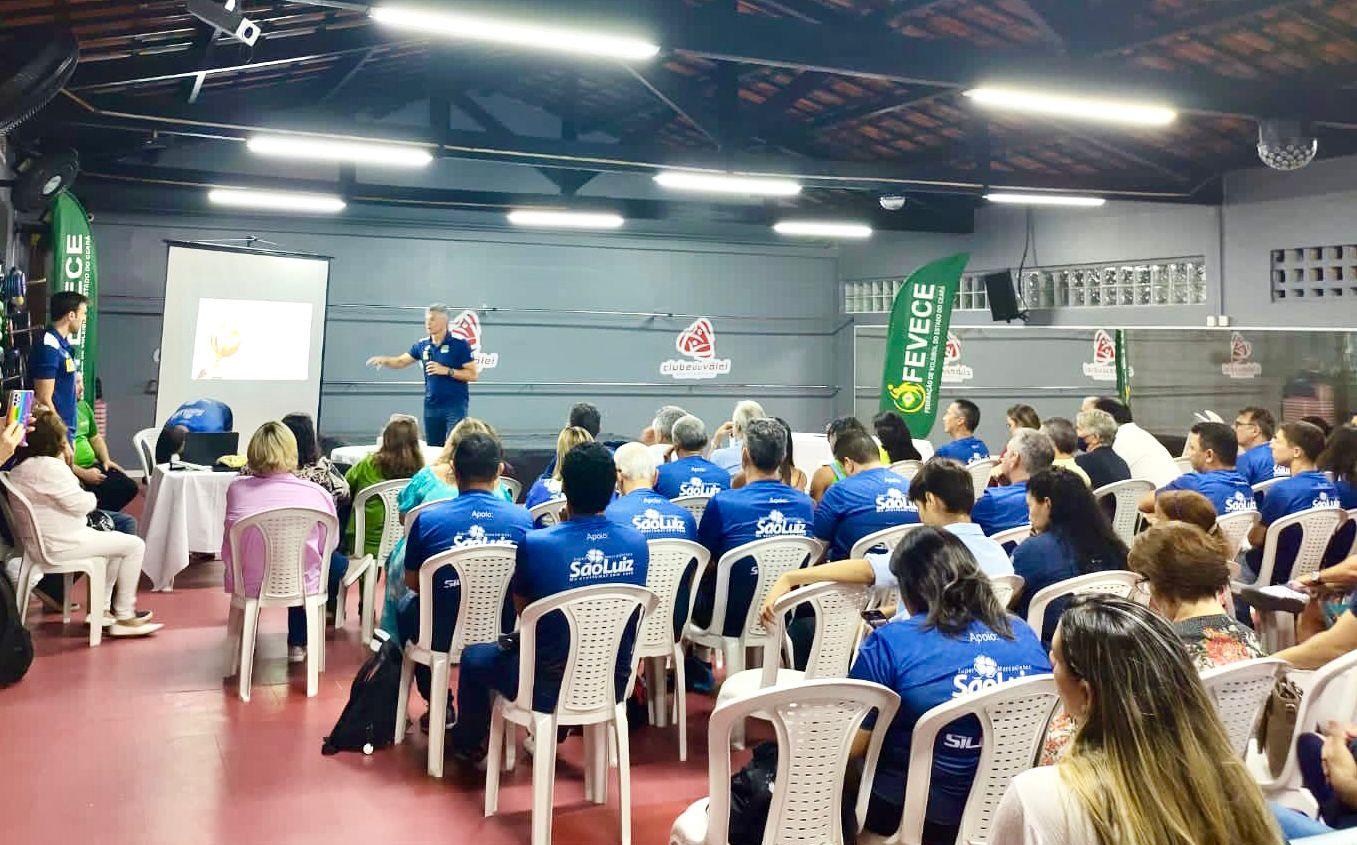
top-left (322, 632), bottom-right (402, 755)
top-left (0, 569), bottom-right (34, 686)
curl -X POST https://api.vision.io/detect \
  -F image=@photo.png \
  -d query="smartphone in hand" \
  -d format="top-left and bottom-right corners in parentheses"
top-left (6, 389), bottom-right (34, 443)
top-left (861, 609), bottom-right (890, 629)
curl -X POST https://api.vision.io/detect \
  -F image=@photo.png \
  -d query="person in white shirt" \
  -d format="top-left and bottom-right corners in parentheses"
top-left (708, 400), bottom-right (765, 474)
top-left (1085, 396), bottom-right (1181, 487)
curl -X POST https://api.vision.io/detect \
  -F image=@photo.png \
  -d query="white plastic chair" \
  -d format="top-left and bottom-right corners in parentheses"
top-left (889, 675), bottom-right (1061, 845)
top-left (133, 426), bottom-right (157, 479)
top-left (501, 476), bottom-right (523, 503)
top-left (1173, 456), bottom-right (1194, 474)
top-left (2, 473), bottom-right (108, 646)
top-left (394, 543), bottom-right (517, 777)
top-left (1217, 509), bottom-right (1261, 560)
top-left (1253, 476), bottom-right (1288, 497)
top-left (849, 522), bottom-right (923, 560)
top-left (889, 459), bottom-right (923, 480)
top-left (401, 497), bottom-right (450, 529)
top-left (339, 478), bottom-right (408, 642)
top-left (1093, 478), bottom-right (1154, 546)
top-left (484, 584), bottom-right (658, 845)
top-left (635, 539), bottom-right (710, 761)
top-left (715, 582), bottom-right (870, 748)
top-left (1200, 657), bottom-right (1286, 759)
top-left (671, 494), bottom-right (713, 524)
top-left (685, 536), bottom-right (824, 681)
top-left (967, 458), bottom-right (998, 501)
top-left (1233, 505), bottom-right (1347, 652)
top-left (1250, 650), bottom-right (1357, 799)
top-left (223, 506), bottom-right (340, 701)
top-left (989, 573), bottom-right (1025, 610)
top-left (988, 523), bottom-right (1032, 549)
top-left (670, 679), bottom-right (901, 845)
top-left (1025, 570), bottom-right (1142, 639)
top-left (528, 496), bottom-right (568, 527)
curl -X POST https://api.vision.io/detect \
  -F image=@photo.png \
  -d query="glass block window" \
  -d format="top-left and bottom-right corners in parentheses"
top-left (1271, 245), bottom-right (1357, 301)
top-left (843, 256), bottom-right (1207, 314)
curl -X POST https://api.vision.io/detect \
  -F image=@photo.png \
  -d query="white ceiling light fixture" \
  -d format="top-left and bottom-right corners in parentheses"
top-left (246, 135), bottom-right (434, 167)
top-left (369, 6), bottom-right (659, 61)
top-left (207, 188), bottom-right (346, 213)
top-left (653, 171), bottom-right (802, 197)
top-left (507, 209), bottom-right (625, 229)
top-left (984, 192), bottom-right (1106, 208)
top-left (773, 220), bottom-right (873, 239)
top-left (963, 87), bottom-right (1176, 127)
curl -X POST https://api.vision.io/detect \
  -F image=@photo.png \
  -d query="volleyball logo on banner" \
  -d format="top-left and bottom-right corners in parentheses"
top-left (1082, 329), bottom-right (1132, 382)
top-left (940, 331), bottom-right (973, 384)
top-left (661, 317), bottom-right (731, 380)
top-left (1221, 331), bottom-right (1261, 379)
top-left (448, 310), bottom-right (498, 369)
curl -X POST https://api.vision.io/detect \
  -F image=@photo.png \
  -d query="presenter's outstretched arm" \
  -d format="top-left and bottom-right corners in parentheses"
top-left (366, 352), bottom-right (417, 370)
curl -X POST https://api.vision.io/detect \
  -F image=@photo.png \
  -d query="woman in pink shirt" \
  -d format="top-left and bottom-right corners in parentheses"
top-left (223, 421), bottom-right (338, 663)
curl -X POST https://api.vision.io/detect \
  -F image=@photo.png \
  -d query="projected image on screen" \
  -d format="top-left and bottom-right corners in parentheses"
top-left (191, 298), bottom-right (313, 381)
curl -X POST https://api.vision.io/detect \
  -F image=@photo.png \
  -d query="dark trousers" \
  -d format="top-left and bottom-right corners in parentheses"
top-left (286, 549), bottom-right (348, 647)
top-left (423, 400), bottom-right (468, 448)
top-left (843, 758), bottom-right (959, 845)
top-left (449, 642), bottom-right (520, 754)
top-left (1299, 733), bottom-right (1357, 829)
top-left (84, 465), bottom-right (138, 513)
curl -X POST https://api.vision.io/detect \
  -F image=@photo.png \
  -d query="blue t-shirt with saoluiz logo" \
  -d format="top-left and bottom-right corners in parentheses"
top-left (605, 489), bottom-right (697, 541)
top-left (410, 334), bottom-right (474, 407)
top-left (654, 455), bottom-right (732, 500)
top-left (970, 481), bottom-right (1030, 537)
top-left (696, 479), bottom-right (814, 636)
top-left (934, 436), bottom-right (990, 465)
top-left (814, 466), bottom-right (920, 560)
top-left (1159, 469), bottom-right (1257, 518)
top-left (1248, 470), bottom-right (1341, 584)
top-left (1237, 443), bottom-right (1290, 487)
top-left (511, 514), bottom-right (649, 711)
top-left (849, 615), bottom-right (1051, 826)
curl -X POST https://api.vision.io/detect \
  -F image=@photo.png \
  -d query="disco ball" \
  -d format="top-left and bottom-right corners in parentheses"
top-left (1257, 120), bottom-right (1318, 171)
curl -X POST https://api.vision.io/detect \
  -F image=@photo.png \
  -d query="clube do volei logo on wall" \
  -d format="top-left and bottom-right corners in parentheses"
top-left (1082, 329), bottom-right (1133, 382)
top-left (661, 317), bottom-right (732, 380)
top-left (940, 331), bottom-right (973, 384)
top-left (448, 310), bottom-right (498, 369)
top-left (1221, 331), bottom-right (1261, 380)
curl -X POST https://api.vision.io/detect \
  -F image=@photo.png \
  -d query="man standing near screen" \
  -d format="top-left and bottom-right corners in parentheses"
top-left (366, 303), bottom-right (478, 446)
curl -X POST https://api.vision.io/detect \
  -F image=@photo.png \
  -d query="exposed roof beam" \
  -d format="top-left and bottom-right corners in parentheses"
top-left (1086, 0), bottom-right (1316, 55)
top-left (623, 64), bottom-right (723, 148)
top-left (316, 47), bottom-right (377, 104)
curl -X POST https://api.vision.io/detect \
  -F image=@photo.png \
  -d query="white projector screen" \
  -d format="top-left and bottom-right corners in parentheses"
top-left (157, 243), bottom-right (330, 442)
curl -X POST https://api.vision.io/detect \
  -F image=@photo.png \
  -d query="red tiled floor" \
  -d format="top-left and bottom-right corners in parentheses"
top-left (0, 504), bottom-right (717, 845)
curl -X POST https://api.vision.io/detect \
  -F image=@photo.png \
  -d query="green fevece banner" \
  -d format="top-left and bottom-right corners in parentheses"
top-left (878, 252), bottom-right (970, 437)
top-left (49, 191), bottom-right (98, 390)
top-left (1115, 328), bottom-right (1131, 408)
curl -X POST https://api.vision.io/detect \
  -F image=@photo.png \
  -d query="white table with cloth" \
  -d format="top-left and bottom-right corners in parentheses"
top-left (139, 465), bottom-right (238, 591)
top-left (329, 440), bottom-right (445, 466)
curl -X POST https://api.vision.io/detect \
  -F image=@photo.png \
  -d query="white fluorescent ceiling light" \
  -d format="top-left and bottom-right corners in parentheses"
top-left (369, 6), bottom-right (659, 61)
top-left (246, 135), bottom-right (433, 167)
top-left (507, 210), bottom-right (625, 229)
top-left (207, 188), bottom-right (346, 213)
top-left (653, 171), bottom-right (802, 196)
top-left (984, 192), bottom-right (1106, 207)
top-left (773, 220), bottom-right (873, 239)
top-left (963, 87), bottom-right (1176, 127)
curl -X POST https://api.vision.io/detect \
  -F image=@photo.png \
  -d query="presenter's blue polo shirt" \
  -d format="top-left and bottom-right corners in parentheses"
top-left (411, 334), bottom-right (473, 408)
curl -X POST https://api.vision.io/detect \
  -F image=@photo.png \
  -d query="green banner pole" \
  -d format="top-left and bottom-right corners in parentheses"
top-left (878, 252), bottom-right (970, 438)
top-left (49, 192), bottom-right (98, 391)
top-left (1115, 328), bottom-right (1131, 408)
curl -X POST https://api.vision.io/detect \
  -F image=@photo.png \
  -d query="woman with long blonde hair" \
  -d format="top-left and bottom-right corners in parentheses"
top-left (992, 595), bottom-right (1281, 845)
top-left (523, 425), bottom-right (593, 510)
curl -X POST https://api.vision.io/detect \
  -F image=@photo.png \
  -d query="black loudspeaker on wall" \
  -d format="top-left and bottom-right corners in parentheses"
top-left (982, 270), bottom-right (1025, 322)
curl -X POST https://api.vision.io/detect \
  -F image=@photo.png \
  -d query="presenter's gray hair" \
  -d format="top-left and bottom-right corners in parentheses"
top-left (426, 303), bottom-right (450, 317)
top-left (1007, 428), bottom-right (1055, 473)
top-left (614, 442), bottom-right (658, 482)
top-left (672, 415), bottom-right (708, 451)
top-left (731, 400), bottom-right (765, 436)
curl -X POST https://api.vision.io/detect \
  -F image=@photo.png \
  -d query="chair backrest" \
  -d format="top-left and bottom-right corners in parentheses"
top-left (528, 496), bottom-right (567, 527)
top-left (702, 535), bottom-right (824, 643)
top-left (514, 583), bottom-right (657, 719)
top-left (703, 679), bottom-right (901, 845)
top-left (671, 494), bottom-right (713, 523)
top-left (0, 472), bottom-right (25, 559)
top-left (133, 427), bottom-right (158, 478)
top-left (352, 478), bottom-right (408, 563)
top-left (0, 473), bottom-right (53, 565)
top-left (636, 539), bottom-right (711, 657)
top-left (967, 458), bottom-right (998, 500)
top-left (1199, 657), bottom-right (1286, 759)
top-left (848, 521), bottom-right (923, 560)
top-left (1253, 476), bottom-right (1288, 497)
top-left (1261, 649), bottom-right (1357, 791)
top-left (402, 496), bottom-right (451, 530)
top-left (1348, 508), bottom-right (1357, 559)
top-left (988, 523), bottom-right (1032, 549)
top-left (1093, 478), bottom-right (1154, 546)
top-left (1216, 509), bottom-right (1261, 560)
top-left (500, 476), bottom-right (523, 503)
top-left (227, 506), bottom-right (341, 602)
top-left (889, 459), bottom-right (924, 480)
top-left (415, 543), bottom-right (518, 660)
top-left (759, 582), bottom-right (870, 685)
top-left (1253, 504), bottom-right (1348, 587)
top-left (1173, 456), bottom-right (1194, 474)
top-left (989, 573), bottom-right (1025, 610)
top-left (899, 675), bottom-right (1060, 845)
top-left (1025, 569), bottom-right (1142, 635)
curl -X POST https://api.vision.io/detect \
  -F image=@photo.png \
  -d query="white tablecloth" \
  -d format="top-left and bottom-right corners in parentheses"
top-left (139, 465), bottom-right (238, 591)
top-left (330, 440), bottom-right (444, 466)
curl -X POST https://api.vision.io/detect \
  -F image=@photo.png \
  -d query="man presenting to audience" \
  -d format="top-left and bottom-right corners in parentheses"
top-left (366, 303), bottom-right (478, 447)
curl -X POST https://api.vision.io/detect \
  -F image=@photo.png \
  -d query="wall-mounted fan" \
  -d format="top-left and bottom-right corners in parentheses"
top-left (0, 26), bottom-right (79, 136)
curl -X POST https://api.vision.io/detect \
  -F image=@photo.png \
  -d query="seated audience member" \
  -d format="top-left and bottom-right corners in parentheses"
top-left (1319, 424), bottom-right (1357, 567)
top-left (692, 418), bottom-right (813, 637)
top-left (1011, 466), bottom-right (1127, 636)
top-left (1006, 403), bottom-right (1040, 436)
top-left (1293, 721), bottom-right (1357, 831)
top-left (280, 412), bottom-right (351, 616)
top-left (991, 596), bottom-right (1284, 845)
top-left (873, 410), bottom-right (922, 464)
top-left (1302, 415), bottom-right (1334, 438)
top-left (1073, 409), bottom-right (1130, 490)
top-left (154, 397), bottom-right (234, 464)
top-left (523, 426), bottom-right (593, 512)
top-left (654, 415), bottom-right (731, 499)
top-left (71, 398), bottom-right (137, 514)
top-left (645, 405), bottom-right (688, 464)
top-left (538, 402), bottom-right (602, 479)
top-left (1234, 406), bottom-right (1289, 485)
top-left (731, 415), bottom-right (807, 491)
top-left (813, 428), bottom-right (918, 560)
top-left (848, 528), bottom-right (1049, 842)
top-left (808, 416), bottom-right (872, 503)
top-left (934, 400), bottom-right (989, 464)
top-left (606, 442), bottom-right (697, 540)
top-left (1040, 417), bottom-right (1090, 486)
top-left (1245, 420), bottom-right (1339, 584)
top-left (10, 408), bottom-right (161, 637)
top-left (1154, 489), bottom-right (1225, 537)
top-left (971, 429), bottom-right (1054, 536)
top-left (395, 432), bottom-right (531, 726)
top-left (1091, 396), bottom-right (1181, 487)
top-left (224, 421), bottom-right (339, 660)
top-left (448, 442), bottom-right (648, 763)
top-left (1140, 421), bottom-right (1255, 518)
top-left (708, 400), bottom-right (765, 474)
top-left (344, 415), bottom-right (424, 560)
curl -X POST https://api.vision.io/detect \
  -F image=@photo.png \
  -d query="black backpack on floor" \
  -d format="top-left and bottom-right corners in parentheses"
top-left (322, 632), bottom-right (402, 755)
top-left (0, 571), bottom-right (34, 686)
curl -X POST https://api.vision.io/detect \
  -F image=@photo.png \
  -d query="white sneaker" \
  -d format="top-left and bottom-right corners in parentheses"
top-left (102, 610), bottom-right (153, 627)
top-left (287, 646), bottom-right (307, 663)
top-left (107, 617), bottom-right (163, 637)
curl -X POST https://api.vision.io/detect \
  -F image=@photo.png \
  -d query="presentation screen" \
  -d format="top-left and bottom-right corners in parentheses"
top-left (157, 243), bottom-right (330, 442)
